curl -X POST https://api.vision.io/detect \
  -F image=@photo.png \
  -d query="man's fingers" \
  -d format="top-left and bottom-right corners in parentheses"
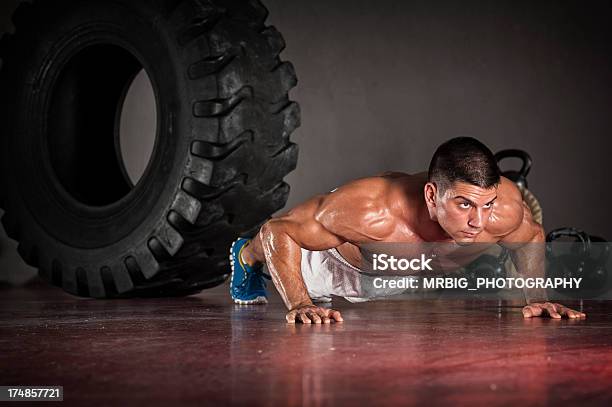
top-left (522, 306), bottom-right (531, 318)
top-left (307, 311), bottom-right (322, 324)
top-left (567, 310), bottom-right (580, 319)
top-left (523, 305), bottom-right (542, 318)
top-left (299, 312), bottom-right (312, 324)
top-left (286, 307), bottom-right (344, 324)
top-left (558, 306), bottom-right (585, 319)
top-left (328, 310), bottom-right (343, 322)
top-left (529, 305), bottom-right (543, 317)
top-left (560, 308), bottom-right (586, 319)
top-left (551, 303), bottom-right (570, 318)
top-left (542, 302), bottom-right (561, 319)
top-left (286, 310), bottom-right (297, 324)
top-left (316, 309), bottom-right (331, 324)
top-left (526, 302), bottom-right (587, 319)
top-left (553, 303), bottom-right (587, 319)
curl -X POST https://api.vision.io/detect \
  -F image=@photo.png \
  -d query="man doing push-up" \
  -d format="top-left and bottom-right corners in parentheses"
top-left (228, 137), bottom-right (586, 323)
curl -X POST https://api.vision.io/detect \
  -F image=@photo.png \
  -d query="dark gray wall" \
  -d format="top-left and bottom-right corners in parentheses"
top-left (1, 0), bottom-right (611, 284)
top-left (266, 0), bottom-right (612, 237)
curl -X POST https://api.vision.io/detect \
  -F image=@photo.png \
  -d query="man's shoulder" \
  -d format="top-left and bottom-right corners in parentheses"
top-left (322, 172), bottom-right (422, 223)
top-left (486, 177), bottom-right (525, 236)
top-left (330, 171), bottom-right (417, 192)
top-left (376, 170), bottom-right (411, 179)
top-left (323, 179), bottom-right (390, 216)
top-left (327, 172), bottom-right (421, 210)
top-left (316, 174), bottom-right (414, 241)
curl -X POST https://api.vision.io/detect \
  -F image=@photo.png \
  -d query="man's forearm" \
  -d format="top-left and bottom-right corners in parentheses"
top-left (509, 238), bottom-right (548, 304)
top-left (259, 221), bottom-right (313, 310)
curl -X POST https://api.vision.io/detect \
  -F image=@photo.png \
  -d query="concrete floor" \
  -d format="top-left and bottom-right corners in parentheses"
top-left (1, 279), bottom-right (611, 406)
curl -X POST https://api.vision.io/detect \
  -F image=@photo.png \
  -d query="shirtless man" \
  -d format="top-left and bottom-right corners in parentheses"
top-left (228, 137), bottom-right (586, 323)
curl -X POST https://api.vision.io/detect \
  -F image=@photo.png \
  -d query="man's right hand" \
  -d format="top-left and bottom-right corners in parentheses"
top-left (286, 305), bottom-right (344, 324)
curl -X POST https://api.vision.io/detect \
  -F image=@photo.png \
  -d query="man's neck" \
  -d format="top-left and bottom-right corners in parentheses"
top-left (413, 199), bottom-right (452, 242)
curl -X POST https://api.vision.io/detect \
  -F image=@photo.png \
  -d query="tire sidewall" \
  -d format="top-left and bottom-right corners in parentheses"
top-left (3, 0), bottom-right (193, 262)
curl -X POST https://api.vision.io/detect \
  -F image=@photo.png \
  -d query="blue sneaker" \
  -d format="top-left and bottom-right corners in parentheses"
top-left (229, 237), bottom-right (269, 304)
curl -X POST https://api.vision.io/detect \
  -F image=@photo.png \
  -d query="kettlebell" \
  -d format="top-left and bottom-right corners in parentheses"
top-left (494, 149), bottom-right (532, 190)
top-left (580, 235), bottom-right (610, 292)
top-left (465, 248), bottom-right (509, 294)
top-left (546, 228), bottom-right (609, 298)
top-left (546, 227), bottom-right (590, 277)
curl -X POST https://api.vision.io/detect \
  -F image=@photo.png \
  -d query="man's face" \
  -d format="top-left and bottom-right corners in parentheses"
top-left (425, 181), bottom-right (498, 243)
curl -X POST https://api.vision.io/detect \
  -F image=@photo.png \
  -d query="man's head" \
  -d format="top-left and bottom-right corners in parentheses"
top-left (424, 137), bottom-right (500, 243)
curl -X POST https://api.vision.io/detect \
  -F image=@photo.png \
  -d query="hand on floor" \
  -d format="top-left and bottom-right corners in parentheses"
top-left (286, 305), bottom-right (343, 324)
top-left (522, 302), bottom-right (586, 319)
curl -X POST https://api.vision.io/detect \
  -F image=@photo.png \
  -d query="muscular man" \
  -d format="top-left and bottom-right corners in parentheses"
top-left (228, 137), bottom-right (586, 323)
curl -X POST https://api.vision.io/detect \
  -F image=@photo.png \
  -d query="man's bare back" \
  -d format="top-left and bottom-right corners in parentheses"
top-left (235, 138), bottom-right (586, 323)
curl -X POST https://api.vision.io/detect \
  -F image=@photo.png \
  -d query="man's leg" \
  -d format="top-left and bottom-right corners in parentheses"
top-left (229, 231), bottom-right (269, 304)
top-left (235, 232), bottom-right (337, 305)
top-left (240, 233), bottom-right (265, 266)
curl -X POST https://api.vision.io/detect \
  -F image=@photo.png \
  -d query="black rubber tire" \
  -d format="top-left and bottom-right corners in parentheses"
top-left (0, 0), bottom-right (300, 297)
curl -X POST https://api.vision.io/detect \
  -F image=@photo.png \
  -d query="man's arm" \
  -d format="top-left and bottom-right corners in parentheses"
top-left (500, 205), bottom-right (548, 303)
top-left (261, 178), bottom-right (395, 323)
top-left (260, 215), bottom-right (343, 323)
top-left (500, 201), bottom-right (586, 319)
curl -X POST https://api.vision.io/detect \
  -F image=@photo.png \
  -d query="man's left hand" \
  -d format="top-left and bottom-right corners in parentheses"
top-left (522, 302), bottom-right (586, 319)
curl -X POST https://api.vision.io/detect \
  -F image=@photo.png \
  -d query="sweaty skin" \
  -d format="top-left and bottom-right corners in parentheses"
top-left (241, 171), bottom-right (586, 323)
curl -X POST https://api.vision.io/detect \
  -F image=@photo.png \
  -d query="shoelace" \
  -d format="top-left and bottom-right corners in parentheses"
top-left (236, 264), bottom-right (271, 290)
top-left (235, 240), bottom-right (271, 289)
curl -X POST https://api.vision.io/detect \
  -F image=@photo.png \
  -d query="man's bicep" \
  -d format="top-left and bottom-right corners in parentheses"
top-left (265, 195), bottom-right (346, 251)
top-left (269, 177), bottom-right (389, 249)
top-left (280, 218), bottom-right (346, 251)
top-left (499, 203), bottom-right (545, 249)
top-left (315, 180), bottom-right (393, 243)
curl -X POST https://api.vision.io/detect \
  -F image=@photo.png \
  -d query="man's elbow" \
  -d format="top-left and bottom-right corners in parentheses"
top-left (260, 218), bottom-right (281, 238)
top-left (531, 223), bottom-right (545, 243)
top-left (260, 218), bottom-right (292, 243)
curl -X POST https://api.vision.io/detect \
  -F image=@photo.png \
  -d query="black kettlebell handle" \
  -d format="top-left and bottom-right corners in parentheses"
top-left (589, 235), bottom-right (611, 264)
top-left (494, 149), bottom-right (532, 179)
top-left (546, 227), bottom-right (591, 256)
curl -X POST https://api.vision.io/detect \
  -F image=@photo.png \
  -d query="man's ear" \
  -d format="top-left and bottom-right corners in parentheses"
top-left (424, 182), bottom-right (437, 207)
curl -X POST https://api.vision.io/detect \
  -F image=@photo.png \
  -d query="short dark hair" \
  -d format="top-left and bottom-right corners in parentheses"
top-left (428, 137), bottom-right (500, 194)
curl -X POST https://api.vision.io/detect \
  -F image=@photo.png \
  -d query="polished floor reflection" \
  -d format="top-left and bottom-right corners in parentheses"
top-left (1, 279), bottom-right (611, 406)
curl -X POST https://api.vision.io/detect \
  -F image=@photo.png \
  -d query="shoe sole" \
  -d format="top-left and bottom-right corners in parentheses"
top-left (233, 296), bottom-right (268, 305)
top-left (229, 239), bottom-right (268, 305)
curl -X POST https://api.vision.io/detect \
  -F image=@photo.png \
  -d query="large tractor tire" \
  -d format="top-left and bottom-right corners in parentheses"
top-left (0, 0), bottom-right (300, 297)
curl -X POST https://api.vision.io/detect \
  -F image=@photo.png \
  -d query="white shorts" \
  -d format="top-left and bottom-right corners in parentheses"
top-left (299, 247), bottom-right (410, 303)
